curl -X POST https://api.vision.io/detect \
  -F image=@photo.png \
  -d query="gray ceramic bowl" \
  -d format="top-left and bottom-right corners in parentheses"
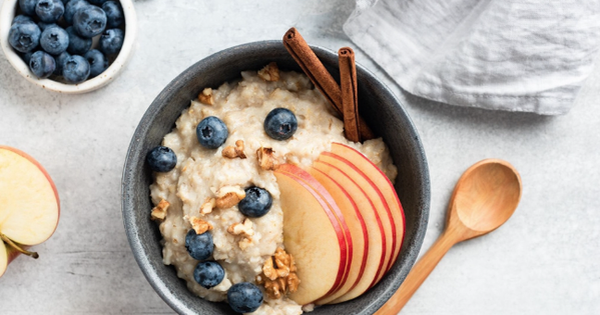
top-left (122, 41), bottom-right (430, 315)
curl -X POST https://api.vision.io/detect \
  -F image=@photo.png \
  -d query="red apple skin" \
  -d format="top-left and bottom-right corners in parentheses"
top-left (330, 142), bottom-right (406, 273)
top-left (276, 164), bottom-right (353, 298)
top-left (312, 159), bottom-right (387, 304)
top-left (273, 168), bottom-right (349, 305)
top-left (309, 167), bottom-right (370, 305)
top-left (0, 146), bottom-right (61, 274)
top-left (317, 153), bottom-right (396, 287)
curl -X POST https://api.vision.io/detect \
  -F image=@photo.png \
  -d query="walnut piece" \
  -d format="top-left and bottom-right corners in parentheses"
top-left (215, 185), bottom-right (246, 209)
top-left (185, 215), bottom-right (213, 234)
top-left (257, 147), bottom-right (279, 171)
top-left (200, 197), bottom-right (216, 215)
top-left (258, 62), bottom-right (280, 82)
top-left (227, 218), bottom-right (254, 237)
top-left (227, 218), bottom-right (254, 250)
top-left (198, 88), bottom-right (214, 105)
top-left (222, 140), bottom-right (247, 159)
top-left (256, 248), bottom-right (299, 299)
top-left (150, 199), bottom-right (170, 221)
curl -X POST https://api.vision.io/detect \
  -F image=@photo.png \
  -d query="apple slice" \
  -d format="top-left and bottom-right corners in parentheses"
top-left (311, 160), bottom-right (388, 303)
top-left (277, 164), bottom-right (355, 299)
top-left (273, 168), bottom-right (348, 305)
top-left (316, 153), bottom-right (396, 289)
top-left (308, 167), bottom-right (375, 305)
top-left (330, 142), bottom-right (405, 273)
top-left (0, 146), bottom-right (60, 277)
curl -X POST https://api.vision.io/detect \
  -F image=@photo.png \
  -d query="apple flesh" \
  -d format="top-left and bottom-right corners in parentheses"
top-left (0, 146), bottom-right (60, 277)
top-left (329, 142), bottom-right (405, 273)
top-left (308, 166), bottom-right (376, 305)
top-left (277, 164), bottom-right (356, 300)
top-left (273, 167), bottom-right (349, 305)
top-left (316, 153), bottom-right (396, 288)
top-left (311, 160), bottom-right (389, 303)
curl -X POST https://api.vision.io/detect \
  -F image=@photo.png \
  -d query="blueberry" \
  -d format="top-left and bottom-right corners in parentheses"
top-left (102, 1), bottom-right (123, 28)
top-left (87, 0), bottom-right (107, 4)
top-left (146, 146), bottom-right (177, 172)
top-left (73, 5), bottom-right (107, 38)
top-left (264, 108), bottom-right (298, 140)
top-left (84, 49), bottom-right (108, 78)
top-left (238, 187), bottom-right (272, 218)
top-left (193, 261), bottom-right (225, 289)
top-left (53, 51), bottom-right (70, 75)
top-left (8, 22), bottom-right (41, 53)
top-left (98, 28), bottom-right (123, 55)
top-left (19, 0), bottom-right (40, 16)
top-left (62, 55), bottom-right (90, 83)
top-left (185, 229), bottom-right (214, 261)
top-left (12, 15), bottom-right (33, 25)
top-left (29, 51), bottom-right (56, 78)
top-left (66, 26), bottom-right (92, 55)
top-left (196, 116), bottom-right (228, 149)
top-left (40, 25), bottom-right (69, 55)
top-left (35, 0), bottom-right (65, 23)
top-left (227, 282), bottom-right (263, 313)
top-left (64, 0), bottom-right (90, 24)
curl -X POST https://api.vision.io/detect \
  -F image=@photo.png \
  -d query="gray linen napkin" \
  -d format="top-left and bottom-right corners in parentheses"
top-left (344, 0), bottom-right (600, 115)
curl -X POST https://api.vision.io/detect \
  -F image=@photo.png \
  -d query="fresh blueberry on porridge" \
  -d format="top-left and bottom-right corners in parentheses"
top-left (264, 108), bottom-right (298, 140)
top-left (148, 63), bottom-right (404, 314)
top-left (239, 186), bottom-right (272, 218)
top-left (146, 146), bottom-right (177, 172)
top-left (196, 116), bottom-right (229, 149)
top-left (185, 229), bottom-right (214, 261)
top-left (194, 261), bottom-right (226, 289)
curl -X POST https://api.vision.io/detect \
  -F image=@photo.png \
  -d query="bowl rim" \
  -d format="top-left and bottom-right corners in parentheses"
top-left (0, 0), bottom-right (137, 94)
top-left (121, 40), bottom-right (430, 315)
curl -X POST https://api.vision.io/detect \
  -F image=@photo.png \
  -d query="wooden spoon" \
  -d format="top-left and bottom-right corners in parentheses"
top-left (375, 159), bottom-right (522, 314)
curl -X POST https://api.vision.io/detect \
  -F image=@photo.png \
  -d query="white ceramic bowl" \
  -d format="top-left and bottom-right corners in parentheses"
top-left (0, 0), bottom-right (137, 93)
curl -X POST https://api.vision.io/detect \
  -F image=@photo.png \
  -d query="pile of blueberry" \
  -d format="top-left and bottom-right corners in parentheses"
top-left (8, 0), bottom-right (125, 83)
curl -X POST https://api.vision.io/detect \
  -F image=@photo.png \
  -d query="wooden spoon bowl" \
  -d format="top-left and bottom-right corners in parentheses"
top-left (375, 159), bottom-right (522, 314)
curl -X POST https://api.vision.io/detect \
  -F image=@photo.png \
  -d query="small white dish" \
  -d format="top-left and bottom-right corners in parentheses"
top-left (0, 0), bottom-right (137, 94)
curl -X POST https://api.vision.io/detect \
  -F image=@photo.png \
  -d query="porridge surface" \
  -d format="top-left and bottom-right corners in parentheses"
top-left (150, 68), bottom-right (397, 314)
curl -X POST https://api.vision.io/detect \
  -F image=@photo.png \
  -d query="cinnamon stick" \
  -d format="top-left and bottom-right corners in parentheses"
top-left (338, 47), bottom-right (361, 143)
top-left (283, 28), bottom-right (375, 140)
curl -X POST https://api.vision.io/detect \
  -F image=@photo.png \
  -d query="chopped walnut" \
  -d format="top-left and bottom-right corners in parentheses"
top-left (198, 88), bottom-right (214, 105)
top-left (185, 215), bottom-right (213, 234)
top-left (222, 140), bottom-right (247, 159)
top-left (200, 197), bottom-right (216, 215)
top-left (256, 248), bottom-right (299, 299)
top-left (258, 62), bottom-right (280, 82)
top-left (150, 199), bottom-right (170, 221)
top-left (238, 237), bottom-right (254, 251)
top-left (228, 218), bottom-right (254, 250)
top-left (215, 185), bottom-right (246, 209)
top-left (257, 147), bottom-right (279, 171)
top-left (227, 218), bottom-right (254, 237)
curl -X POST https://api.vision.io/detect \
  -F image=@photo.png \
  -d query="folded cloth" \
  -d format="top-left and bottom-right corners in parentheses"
top-left (344, 0), bottom-right (600, 115)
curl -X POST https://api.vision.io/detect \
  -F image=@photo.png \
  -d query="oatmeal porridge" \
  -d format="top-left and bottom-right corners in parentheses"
top-left (149, 63), bottom-right (397, 314)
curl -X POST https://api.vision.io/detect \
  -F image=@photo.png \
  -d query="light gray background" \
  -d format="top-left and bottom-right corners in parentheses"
top-left (1, 0), bottom-right (598, 314)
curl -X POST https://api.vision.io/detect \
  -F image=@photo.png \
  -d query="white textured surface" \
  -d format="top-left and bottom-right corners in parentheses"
top-left (0, 0), bottom-right (599, 314)
top-left (344, 0), bottom-right (600, 115)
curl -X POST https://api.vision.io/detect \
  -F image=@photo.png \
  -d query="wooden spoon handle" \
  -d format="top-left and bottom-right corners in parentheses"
top-left (375, 231), bottom-right (457, 314)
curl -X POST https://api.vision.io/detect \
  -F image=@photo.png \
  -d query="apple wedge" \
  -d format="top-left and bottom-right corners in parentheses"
top-left (276, 164), bottom-right (355, 299)
top-left (316, 153), bottom-right (396, 290)
top-left (273, 167), bottom-right (349, 305)
top-left (0, 146), bottom-right (60, 277)
top-left (311, 160), bottom-right (388, 303)
top-left (330, 142), bottom-right (405, 273)
top-left (308, 166), bottom-right (380, 305)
